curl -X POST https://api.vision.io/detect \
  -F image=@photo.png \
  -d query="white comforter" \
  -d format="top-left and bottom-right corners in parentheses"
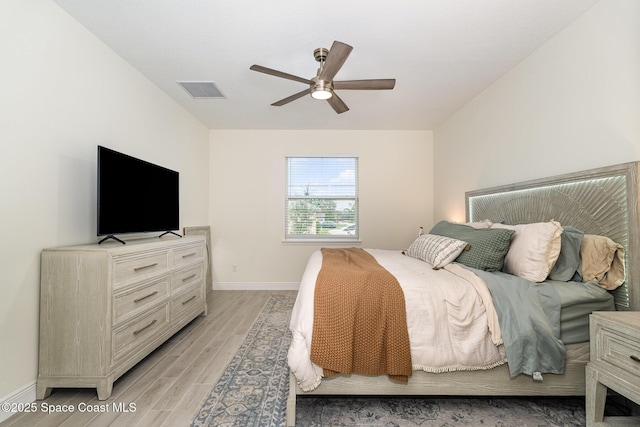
top-left (288, 249), bottom-right (507, 392)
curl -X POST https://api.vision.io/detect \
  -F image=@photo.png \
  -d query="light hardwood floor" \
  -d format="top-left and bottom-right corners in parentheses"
top-left (2, 290), bottom-right (296, 427)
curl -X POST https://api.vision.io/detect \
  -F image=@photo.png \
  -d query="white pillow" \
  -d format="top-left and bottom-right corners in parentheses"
top-left (492, 221), bottom-right (563, 282)
top-left (465, 219), bottom-right (493, 229)
top-left (406, 234), bottom-right (469, 269)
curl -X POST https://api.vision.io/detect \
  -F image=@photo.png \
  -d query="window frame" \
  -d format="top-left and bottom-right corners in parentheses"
top-left (284, 156), bottom-right (359, 243)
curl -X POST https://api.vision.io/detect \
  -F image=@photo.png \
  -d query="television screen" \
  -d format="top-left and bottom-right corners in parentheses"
top-left (98, 145), bottom-right (179, 238)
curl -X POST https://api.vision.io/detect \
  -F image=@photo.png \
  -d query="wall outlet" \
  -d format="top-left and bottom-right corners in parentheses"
top-left (232, 264), bottom-right (237, 272)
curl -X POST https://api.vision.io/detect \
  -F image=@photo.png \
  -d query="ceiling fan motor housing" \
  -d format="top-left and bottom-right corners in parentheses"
top-left (313, 47), bottom-right (329, 62)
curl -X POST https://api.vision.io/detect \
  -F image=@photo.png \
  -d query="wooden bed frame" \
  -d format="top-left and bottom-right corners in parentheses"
top-left (286, 161), bottom-right (640, 426)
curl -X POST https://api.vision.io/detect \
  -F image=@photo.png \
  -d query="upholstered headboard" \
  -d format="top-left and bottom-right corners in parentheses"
top-left (466, 162), bottom-right (639, 311)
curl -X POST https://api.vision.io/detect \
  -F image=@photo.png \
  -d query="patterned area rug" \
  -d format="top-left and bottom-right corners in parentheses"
top-left (296, 396), bottom-right (586, 426)
top-left (191, 295), bottom-right (587, 426)
top-left (191, 295), bottom-right (293, 427)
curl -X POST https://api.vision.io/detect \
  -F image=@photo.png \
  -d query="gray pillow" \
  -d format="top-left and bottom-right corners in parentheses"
top-left (429, 221), bottom-right (514, 271)
top-left (548, 226), bottom-right (584, 281)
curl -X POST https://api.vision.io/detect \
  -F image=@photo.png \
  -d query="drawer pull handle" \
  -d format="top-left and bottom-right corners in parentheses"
top-left (134, 263), bottom-right (158, 272)
top-left (631, 355), bottom-right (640, 363)
top-left (133, 291), bottom-right (158, 303)
top-left (181, 295), bottom-right (197, 305)
top-left (182, 274), bottom-right (196, 282)
top-left (182, 253), bottom-right (196, 259)
top-left (133, 319), bottom-right (157, 335)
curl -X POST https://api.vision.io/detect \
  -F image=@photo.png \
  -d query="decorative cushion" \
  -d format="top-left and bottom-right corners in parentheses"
top-left (492, 221), bottom-right (563, 282)
top-left (405, 234), bottom-right (469, 269)
top-left (548, 226), bottom-right (584, 281)
top-left (428, 221), bottom-right (514, 271)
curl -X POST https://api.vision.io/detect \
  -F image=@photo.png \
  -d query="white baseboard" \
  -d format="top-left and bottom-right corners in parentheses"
top-left (212, 282), bottom-right (299, 291)
top-left (0, 381), bottom-right (37, 423)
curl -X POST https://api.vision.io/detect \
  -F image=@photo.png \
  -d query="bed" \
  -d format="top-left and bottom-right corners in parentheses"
top-left (286, 161), bottom-right (640, 426)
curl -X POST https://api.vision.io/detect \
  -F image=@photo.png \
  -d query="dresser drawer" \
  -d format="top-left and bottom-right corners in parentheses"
top-left (172, 243), bottom-right (204, 269)
top-left (113, 250), bottom-right (169, 287)
top-left (113, 303), bottom-right (169, 361)
top-left (596, 326), bottom-right (640, 377)
top-left (113, 277), bottom-right (170, 326)
top-left (171, 265), bottom-right (203, 293)
top-left (171, 285), bottom-right (204, 320)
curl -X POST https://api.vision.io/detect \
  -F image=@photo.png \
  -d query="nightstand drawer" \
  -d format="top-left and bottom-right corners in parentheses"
top-left (587, 312), bottom-right (640, 425)
top-left (598, 328), bottom-right (640, 377)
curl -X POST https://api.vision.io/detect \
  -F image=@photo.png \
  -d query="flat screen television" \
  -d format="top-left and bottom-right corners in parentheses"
top-left (97, 145), bottom-right (179, 243)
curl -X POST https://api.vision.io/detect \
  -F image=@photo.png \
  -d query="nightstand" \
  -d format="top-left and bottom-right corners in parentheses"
top-left (586, 311), bottom-right (640, 426)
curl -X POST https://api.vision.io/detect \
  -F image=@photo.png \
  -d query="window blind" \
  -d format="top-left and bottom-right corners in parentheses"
top-left (285, 157), bottom-right (358, 240)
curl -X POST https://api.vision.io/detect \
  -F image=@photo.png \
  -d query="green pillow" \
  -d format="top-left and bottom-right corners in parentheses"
top-left (548, 226), bottom-right (584, 281)
top-left (429, 221), bottom-right (514, 271)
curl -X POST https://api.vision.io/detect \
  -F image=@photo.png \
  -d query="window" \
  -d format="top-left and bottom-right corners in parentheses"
top-left (285, 157), bottom-right (358, 241)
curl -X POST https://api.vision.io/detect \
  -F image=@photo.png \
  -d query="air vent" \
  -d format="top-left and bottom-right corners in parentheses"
top-left (177, 82), bottom-right (226, 99)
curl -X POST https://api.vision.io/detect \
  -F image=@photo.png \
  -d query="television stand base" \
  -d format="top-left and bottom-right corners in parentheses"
top-left (159, 231), bottom-right (182, 238)
top-left (98, 235), bottom-right (126, 245)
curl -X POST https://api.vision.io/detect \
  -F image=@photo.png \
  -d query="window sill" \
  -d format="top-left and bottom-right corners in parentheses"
top-left (282, 239), bottom-right (362, 245)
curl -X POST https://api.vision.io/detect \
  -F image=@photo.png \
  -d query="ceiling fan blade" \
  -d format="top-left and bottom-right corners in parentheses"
top-left (327, 92), bottom-right (349, 114)
top-left (271, 88), bottom-right (311, 106)
top-left (333, 79), bottom-right (396, 90)
top-left (250, 65), bottom-right (313, 85)
top-left (318, 41), bottom-right (353, 82)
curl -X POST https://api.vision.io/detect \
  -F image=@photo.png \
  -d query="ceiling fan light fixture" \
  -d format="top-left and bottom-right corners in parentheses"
top-left (310, 78), bottom-right (333, 100)
top-left (311, 88), bottom-right (333, 100)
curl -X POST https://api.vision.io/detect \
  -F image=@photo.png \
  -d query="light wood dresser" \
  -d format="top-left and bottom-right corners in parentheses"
top-left (36, 235), bottom-right (207, 400)
top-left (586, 311), bottom-right (640, 426)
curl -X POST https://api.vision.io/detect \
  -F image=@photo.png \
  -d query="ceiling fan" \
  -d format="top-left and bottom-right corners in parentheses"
top-left (249, 41), bottom-right (395, 114)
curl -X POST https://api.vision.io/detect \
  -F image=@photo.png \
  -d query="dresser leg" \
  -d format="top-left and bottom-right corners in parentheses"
top-left (35, 381), bottom-right (52, 400)
top-left (586, 365), bottom-right (606, 426)
top-left (96, 379), bottom-right (113, 400)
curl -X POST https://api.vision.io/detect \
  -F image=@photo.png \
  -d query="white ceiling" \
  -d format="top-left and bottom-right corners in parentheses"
top-left (53, 0), bottom-right (599, 130)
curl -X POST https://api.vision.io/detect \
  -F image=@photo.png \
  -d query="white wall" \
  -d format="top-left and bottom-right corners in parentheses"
top-left (7, 0), bottom-right (635, 412)
top-left (209, 130), bottom-right (433, 286)
top-left (433, 0), bottom-right (640, 222)
top-left (0, 0), bottom-right (209, 406)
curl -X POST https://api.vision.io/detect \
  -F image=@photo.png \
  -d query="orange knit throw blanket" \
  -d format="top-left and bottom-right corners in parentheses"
top-left (310, 248), bottom-right (412, 382)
